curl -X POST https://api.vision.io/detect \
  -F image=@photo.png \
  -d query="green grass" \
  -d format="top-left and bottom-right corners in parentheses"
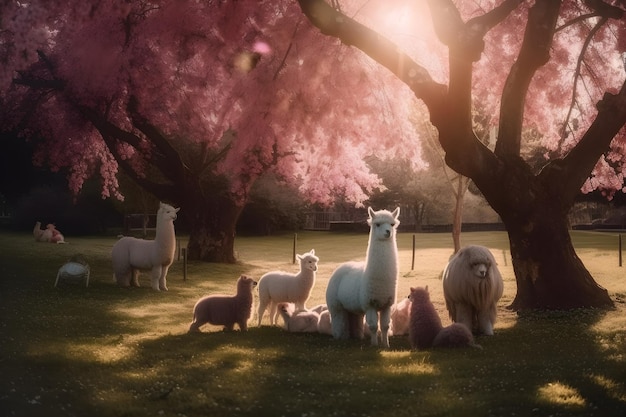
top-left (0, 230), bottom-right (625, 417)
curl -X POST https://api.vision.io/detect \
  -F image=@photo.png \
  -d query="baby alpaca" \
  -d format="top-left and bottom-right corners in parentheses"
top-left (278, 303), bottom-right (321, 333)
top-left (408, 286), bottom-right (477, 350)
top-left (189, 275), bottom-right (257, 332)
top-left (257, 249), bottom-right (319, 325)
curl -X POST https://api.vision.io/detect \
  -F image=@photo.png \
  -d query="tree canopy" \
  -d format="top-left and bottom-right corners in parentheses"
top-left (1, 0), bottom-right (426, 261)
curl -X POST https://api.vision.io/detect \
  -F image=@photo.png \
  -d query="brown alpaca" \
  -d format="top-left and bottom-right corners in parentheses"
top-left (408, 286), bottom-right (478, 350)
top-left (189, 275), bottom-right (257, 332)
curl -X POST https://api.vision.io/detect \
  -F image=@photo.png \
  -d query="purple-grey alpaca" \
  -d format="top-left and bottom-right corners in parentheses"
top-left (189, 275), bottom-right (257, 332)
top-left (408, 286), bottom-right (478, 349)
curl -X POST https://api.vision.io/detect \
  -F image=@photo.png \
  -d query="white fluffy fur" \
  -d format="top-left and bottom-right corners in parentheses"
top-left (189, 275), bottom-right (257, 332)
top-left (111, 202), bottom-right (179, 291)
top-left (278, 303), bottom-right (321, 333)
top-left (33, 222), bottom-right (65, 243)
top-left (257, 249), bottom-right (319, 325)
top-left (442, 245), bottom-right (504, 335)
top-left (390, 297), bottom-right (411, 336)
top-left (326, 207), bottom-right (400, 347)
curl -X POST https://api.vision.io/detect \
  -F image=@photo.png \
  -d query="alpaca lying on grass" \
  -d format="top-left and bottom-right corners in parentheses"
top-left (33, 222), bottom-right (66, 243)
top-left (257, 249), bottom-right (319, 326)
top-left (442, 245), bottom-right (503, 335)
top-left (189, 275), bottom-right (257, 332)
top-left (390, 297), bottom-right (411, 336)
top-left (278, 303), bottom-right (321, 333)
top-left (326, 207), bottom-right (400, 347)
top-left (408, 286), bottom-right (478, 350)
top-left (111, 202), bottom-right (179, 291)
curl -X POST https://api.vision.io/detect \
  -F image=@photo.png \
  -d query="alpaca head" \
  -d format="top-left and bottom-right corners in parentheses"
top-left (278, 302), bottom-right (295, 315)
top-left (159, 202), bottom-right (180, 222)
top-left (460, 246), bottom-right (494, 280)
top-left (237, 275), bottom-right (257, 293)
top-left (297, 249), bottom-right (319, 272)
top-left (367, 207), bottom-right (400, 241)
top-left (408, 286), bottom-right (430, 303)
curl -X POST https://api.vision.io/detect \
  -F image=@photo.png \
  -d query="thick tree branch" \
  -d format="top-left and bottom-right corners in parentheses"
top-left (495, 0), bottom-right (561, 158)
top-left (127, 96), bottom-right (188, 186)
top-left (295, 0), bottom-right (446, 113)
top-left (79, 106), bottom-right (179, 200)
top-left (541, 79), bottom-right (626, 203)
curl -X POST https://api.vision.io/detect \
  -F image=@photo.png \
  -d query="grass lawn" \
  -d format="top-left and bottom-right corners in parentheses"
top-left (0, 229), bottom-right (625, 417)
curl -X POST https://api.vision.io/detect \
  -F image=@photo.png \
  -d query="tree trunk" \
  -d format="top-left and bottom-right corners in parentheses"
top-left (182, 194), bottom-right (243, 263)
top-left (506, 212), bottom-right (611, 310)
top-left (451, 176), bottom-right (469, 253)
top-left (481, 160), bottom-right (613, 310)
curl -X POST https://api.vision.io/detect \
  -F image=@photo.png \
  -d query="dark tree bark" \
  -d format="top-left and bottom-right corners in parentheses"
top-left (296, 0), bottom-right (624, 310)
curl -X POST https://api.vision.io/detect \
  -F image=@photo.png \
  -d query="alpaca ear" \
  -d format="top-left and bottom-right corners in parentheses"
top-left (175, 207), bottom-right (180, 213)
top-left (310, 249), bottom-right (315, 255)
top-left (368, 207), bottom-right (375, 218)
top-left (296, 254), bottom-right (302, 261)
top-left (392, 207), bottom-right (400, 219)
top-left (425, 285), bottom-right (429, 292)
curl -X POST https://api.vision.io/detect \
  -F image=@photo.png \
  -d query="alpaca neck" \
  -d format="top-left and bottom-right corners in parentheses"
top-left (364, 237), bottom-right (398, 276)
top-left (155, 219), bottom-right (175, 244)
top-left (238, 290), bottom-right (253, 307)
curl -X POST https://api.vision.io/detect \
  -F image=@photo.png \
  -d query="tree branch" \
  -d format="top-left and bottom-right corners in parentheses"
top-left (127, 96), bottom-right (188, 186)
top-left (541, 79), bottom-right (626, 202)
top-left (80, 106), bottom-right (178, 199)
top-left (558, 16), bottom-right (608, 147)
top-left (495, 0), bottom-right (561, 158)
top-left (295, 0), bottom-right (447, 114)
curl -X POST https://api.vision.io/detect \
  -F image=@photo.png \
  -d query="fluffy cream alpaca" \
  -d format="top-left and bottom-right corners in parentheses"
top-left (111, 202), bottom-right (179, 291)
top-left (442, 245), bottom-right (504, 335)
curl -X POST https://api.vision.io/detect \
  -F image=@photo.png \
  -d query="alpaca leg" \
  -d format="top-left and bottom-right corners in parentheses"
top-left (379, 307), bottom-right (391, 348)
top-left (257, 298), bottom-right (269, 326)
top-left (477, 308), bottom-right (495, 336)
top-left (238, 320), bottom-right (248, 332)
top-left (330, 308), bottom-right (349, 340)
top-left (150, 266), bottom-right (162, 291)
top-left (365, 309), bottom-right (380, 346)
top-left (269, 302), bottom-right (279, 325)
top-left (131, 269), bottom-right (140, 287)
top-left (455, 303), bottom-right (475, 333)
top-left (159, 265), bottom-right (169, 291)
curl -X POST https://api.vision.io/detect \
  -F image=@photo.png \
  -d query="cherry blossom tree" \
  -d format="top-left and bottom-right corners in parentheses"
top-left (296, 0), bottom-right (626, 309)
top-left (0, 0), bottom-right (423, 262)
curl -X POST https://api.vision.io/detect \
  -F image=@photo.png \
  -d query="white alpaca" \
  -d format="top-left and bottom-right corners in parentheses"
top-left (326, 207), bottom-right (400, 348)
top-left (442, 245), bottom-right (504, 335)
top-left (277, 303), bottom-right (321, 333)
top-left (257, 249), bottom-right (319, 325)
top-left (111, 202), bottom-right (179, 291)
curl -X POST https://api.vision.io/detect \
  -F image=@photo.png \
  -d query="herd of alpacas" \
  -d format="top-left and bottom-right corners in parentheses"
top-left (102, 203), bottom-right (504, 350)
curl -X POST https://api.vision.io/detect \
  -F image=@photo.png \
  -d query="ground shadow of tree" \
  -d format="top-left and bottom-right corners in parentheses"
top-left (54, 305), bottom-right (625, 417)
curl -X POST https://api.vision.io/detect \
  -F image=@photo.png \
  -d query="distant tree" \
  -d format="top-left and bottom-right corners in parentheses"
top-left (0, 0), bottom-right (423, 262)
top-left (296, 0), bottom-right (626, 309)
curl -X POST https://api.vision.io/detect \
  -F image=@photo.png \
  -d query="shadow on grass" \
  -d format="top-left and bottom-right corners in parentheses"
top-left (1, 231), bottom-right (625, 417)
top-left (8, 310), bottom-right (622, 417)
